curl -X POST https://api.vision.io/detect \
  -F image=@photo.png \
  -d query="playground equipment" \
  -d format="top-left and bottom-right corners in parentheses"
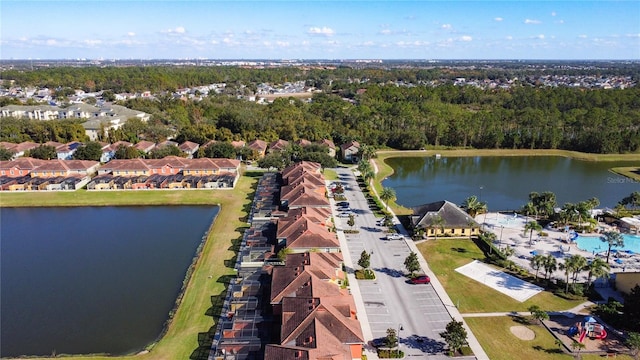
top-left (570, 316), bottom-right (607, 343)
top-left (569, 231), bottom-right (579, 242)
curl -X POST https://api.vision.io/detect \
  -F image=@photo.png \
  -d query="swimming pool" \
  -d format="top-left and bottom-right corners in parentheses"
top-left (576, 233), bottom-right (640, 254)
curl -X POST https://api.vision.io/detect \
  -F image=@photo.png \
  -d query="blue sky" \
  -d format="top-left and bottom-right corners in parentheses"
top-left (2, 1), bottom-right (639, 60)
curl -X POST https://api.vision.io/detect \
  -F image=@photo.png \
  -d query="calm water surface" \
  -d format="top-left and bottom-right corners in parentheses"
top-left (383, 156), bottom-right (639, 210)
top-left (1, 206), bottom-right (218, 357)
top-left (576, 234), bottom-right (640, 254)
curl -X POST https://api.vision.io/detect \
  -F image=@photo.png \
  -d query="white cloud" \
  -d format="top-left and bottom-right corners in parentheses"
top-left (164, 26), bottom-right (186, 35)
top-left (276, 41), bottom-right (290, 47)
top-left (506, 35), bottom-right (513, 40)
top-left (494, 17), bottom-right (503, 22)
top-left (578, 34), bottom-right (588, 39)
top-left (127, 32), bottom-right (135, 37)
top-left (362, 41), bottom-right (375, 46)
top-left (380, 29), bottom-right (392, 35)
top-left (524, 19), bottom-right (541, 24)
top-left (535, 34), bottom-right (545, 39)
top-left (308, 26), bottom-right (335, 36)
top-left (46, 39), bottom-right (58, 46)
top-left (83, 39), bottom-right (102, 46)
top-left (460, 35), bottom-right (472, 42)
top-left (441, 24), bottom-right (452, 30)
top-left (551, 11), bottom-right (557, 17)
top-left (627, 33), bottom-right (640, 38)
top-left (555, 20), bottom-right (565, 24)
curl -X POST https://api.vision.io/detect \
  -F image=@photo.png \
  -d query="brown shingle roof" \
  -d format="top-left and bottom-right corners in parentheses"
top-left (280, 296), bottom-right (364, 348)
top-left (282, 161), bottom-right (322, 179)
top-left (285, 188), bottom-right (330, 208)
top-left (269, 139), bottom-right (290, 152)
top-left (270, 270), bottom-right (344, 305)
top-left (0, 157), bottom-right (47, 171)
top-left (318, 139), bottom-right (335, 149)
top-left (133, 140), bottom-right (155, 152)
top-left (247, 139), bottom-right (267, 152)
top-left (179, 141), bottom-right (200, 152)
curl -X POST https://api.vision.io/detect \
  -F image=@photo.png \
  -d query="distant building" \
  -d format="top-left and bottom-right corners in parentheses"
top-left (340, 140), bottom-right (360, 163)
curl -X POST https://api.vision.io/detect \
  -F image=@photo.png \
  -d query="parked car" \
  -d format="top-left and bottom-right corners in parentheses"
top-left (336, 201), bottom-right (349, 207)
top-left (337, 212), bottom-right (351, 218)
top-left (385, 233), bottom-right (404, 240)
top-left (370, 337), bottom-right (388, 348)
top-left (409, 275), bottom-right (431, 284)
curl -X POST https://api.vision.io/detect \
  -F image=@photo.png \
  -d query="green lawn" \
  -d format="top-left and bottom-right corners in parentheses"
top-left (466, 316), bottom-right (573, 360)
top-left (416, 239), bottom-right (585, 313)
top-left (2, 175), bottom-right (260, 360)
top-left (466, 316), bottom-right (633, 360)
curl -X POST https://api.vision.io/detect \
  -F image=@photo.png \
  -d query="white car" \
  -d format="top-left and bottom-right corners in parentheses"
top-left (337, 212), bottom-right (352, 218)
top-left (386, 233), bottom-right (404, 240)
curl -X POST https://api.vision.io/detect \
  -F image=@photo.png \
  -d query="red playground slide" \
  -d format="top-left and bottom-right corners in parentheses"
top-left (595, 329), bottom-right (607, 340)
top-left (579, 329), bottom-right (587, 343)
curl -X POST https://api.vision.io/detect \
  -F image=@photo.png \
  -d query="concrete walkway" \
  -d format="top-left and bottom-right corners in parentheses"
top-left (368, 160), bottom-right (490, 360)
top-left (460, 301), bottom-right (595, 318)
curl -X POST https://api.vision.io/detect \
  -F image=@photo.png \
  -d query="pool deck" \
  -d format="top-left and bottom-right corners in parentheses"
top-left (477, 212), bottom-right (640, 281)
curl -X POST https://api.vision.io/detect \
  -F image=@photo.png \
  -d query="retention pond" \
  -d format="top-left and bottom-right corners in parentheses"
top-left (0, 205), bottom-right (219, 358)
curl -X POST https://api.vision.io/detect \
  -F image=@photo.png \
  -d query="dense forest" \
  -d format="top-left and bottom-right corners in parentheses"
top-left (1, 66), bottom-right (639, 154)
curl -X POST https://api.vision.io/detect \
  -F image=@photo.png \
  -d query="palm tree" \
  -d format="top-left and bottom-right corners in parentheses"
top-left (530, 254), bottom-right (546, 280)
top-left (429, 214), bottom-right (445, 240)
top-left (357, 159), bottom-right (372, 175)
top-left (361, 168), bottom-right (375, 186)
top-left (524, 221), bottom-right (543, 246)
top-left (585, 257), bottom-right (610, 288)
top-left (380, 187), bottom-right (396, 211)
top-left (600, 231), bottom-right (624, 263)
top-left (560, 255), bottom-right (586, 293)
top-left (570, 255), bottom-right (587, 286)
top-left (522, 201), bottom-right (537, 219)
top-left (359, 144), bottom-right (377, 160)
top-left (542, 254), bottom-right (557, 281)
top-left (461, 195), bottom-right (487, 218)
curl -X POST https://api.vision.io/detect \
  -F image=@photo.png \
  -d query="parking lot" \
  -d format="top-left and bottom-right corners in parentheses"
top-left (332, 168), bottom-right (452, 359)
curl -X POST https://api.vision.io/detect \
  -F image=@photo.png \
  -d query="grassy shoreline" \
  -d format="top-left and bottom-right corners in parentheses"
top-left (2, 175), bottom-right (259, 360)
top-left (372, 149), bottom-right (640, 215)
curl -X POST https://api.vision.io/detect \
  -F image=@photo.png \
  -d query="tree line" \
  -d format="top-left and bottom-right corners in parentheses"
top-left (1, 67), bottom-right (639, 154)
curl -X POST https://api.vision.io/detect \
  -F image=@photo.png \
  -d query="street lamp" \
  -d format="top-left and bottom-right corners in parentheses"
top-left (396, 323), bottom-right (403, 357)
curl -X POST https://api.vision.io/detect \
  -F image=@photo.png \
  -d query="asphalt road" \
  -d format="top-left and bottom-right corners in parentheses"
top-left (333, 168), bottom-right (452, 359)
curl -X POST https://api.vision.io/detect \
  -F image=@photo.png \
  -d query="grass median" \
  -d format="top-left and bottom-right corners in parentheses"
top-left (1, 174), bottom-right (260, 360)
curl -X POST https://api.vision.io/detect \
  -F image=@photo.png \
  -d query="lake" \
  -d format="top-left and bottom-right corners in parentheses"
top-left (0, 206), bottom-right (219, 358)
top-left (382, 156), bottom-right (640, 210)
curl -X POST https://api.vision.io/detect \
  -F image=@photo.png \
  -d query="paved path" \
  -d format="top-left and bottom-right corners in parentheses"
top-left (459, 301), bottom-right (595, 318)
